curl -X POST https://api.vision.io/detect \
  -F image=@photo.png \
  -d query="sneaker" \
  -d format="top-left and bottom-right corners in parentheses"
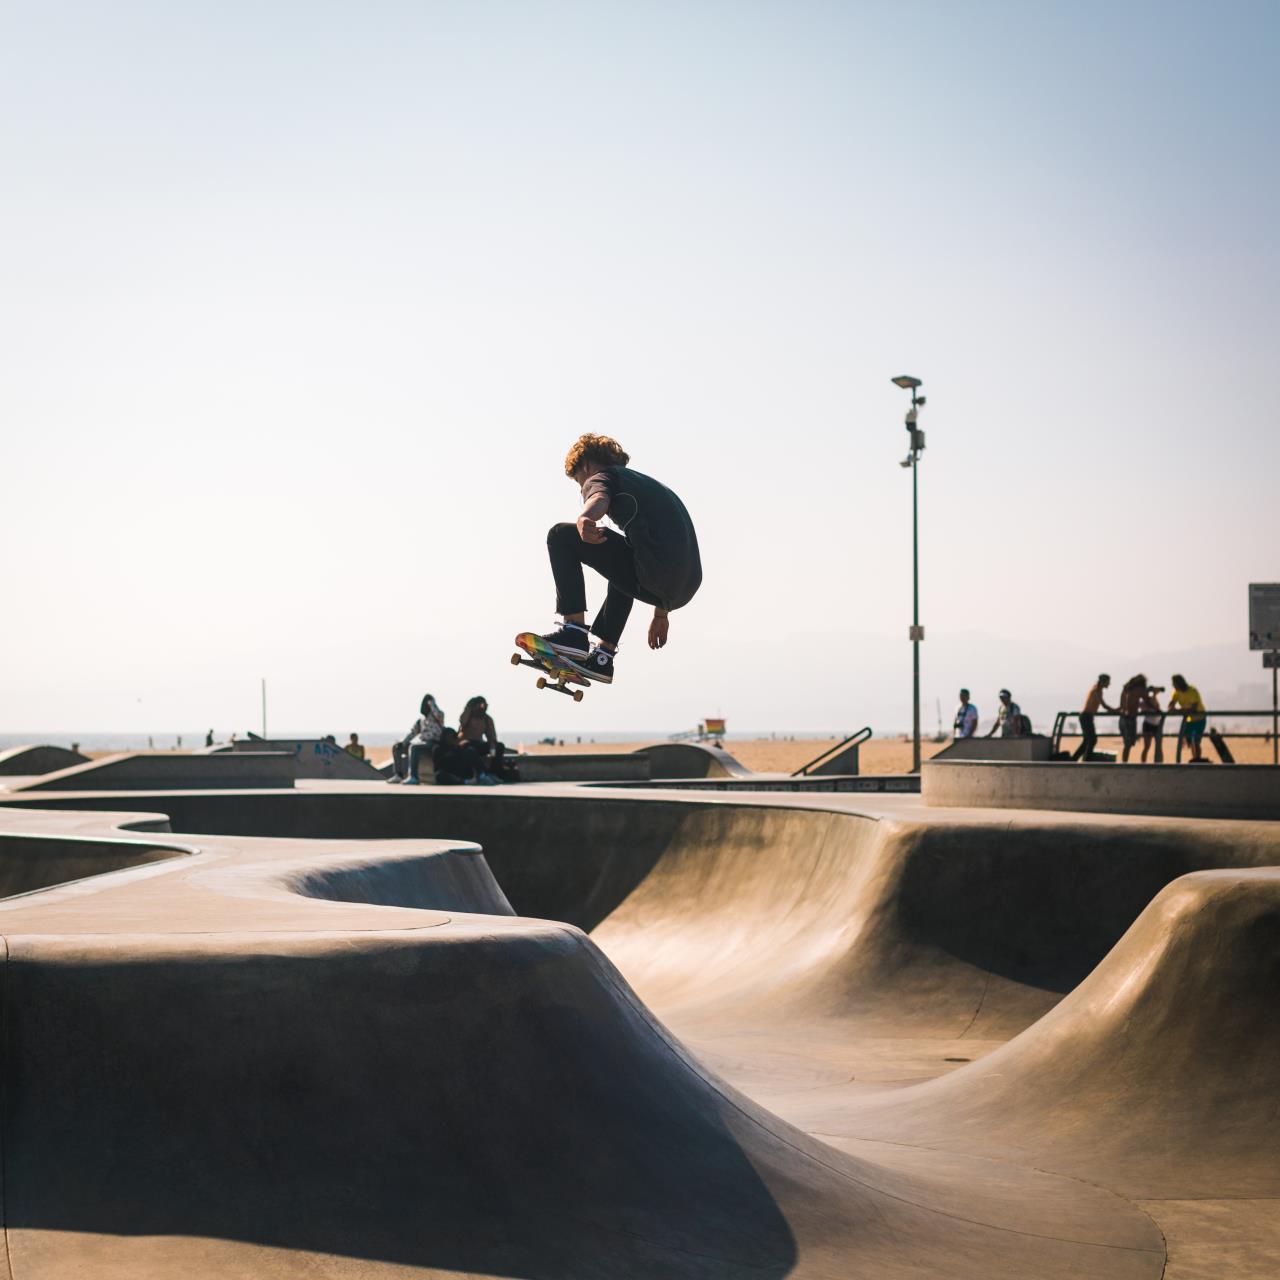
top-left (584, 646), bottom-right (615, 684)
top-left (477, 772), bottom-right (501, 786)
top-left (403, 775), bottom-right (420, 786)
top-left (540, 621), bottom-right (590, 659)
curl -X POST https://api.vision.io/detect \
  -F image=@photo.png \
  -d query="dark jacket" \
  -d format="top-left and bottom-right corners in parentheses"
top-left (584, 465), bottom-right (702, 611)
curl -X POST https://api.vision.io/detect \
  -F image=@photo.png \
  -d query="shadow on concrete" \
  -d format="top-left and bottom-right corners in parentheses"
top-left (5, 930), bottom-right (800, 1278)
top-left (896, 822), bottom-right (1254, 993)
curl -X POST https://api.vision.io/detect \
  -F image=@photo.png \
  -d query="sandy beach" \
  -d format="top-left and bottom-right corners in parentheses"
top-left (366, 733), bottom-right (1277, 773)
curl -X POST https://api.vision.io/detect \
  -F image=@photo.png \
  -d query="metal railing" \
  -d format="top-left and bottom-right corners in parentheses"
top-left (1050, 708), bottom-right (1279, 764)
top-left (792, 727), bottom-right (873, 777)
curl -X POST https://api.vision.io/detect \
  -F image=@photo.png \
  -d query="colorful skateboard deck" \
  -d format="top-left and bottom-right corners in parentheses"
top-left (511, 633), bottom-right (592, 702)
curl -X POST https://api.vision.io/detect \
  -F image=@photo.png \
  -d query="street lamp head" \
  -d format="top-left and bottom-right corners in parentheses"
top-left (891, 375), bottom-right (922, 390)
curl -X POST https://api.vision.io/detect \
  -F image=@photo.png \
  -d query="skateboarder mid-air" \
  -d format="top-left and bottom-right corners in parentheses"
top-left (533, 434), bottom-right (701, 684)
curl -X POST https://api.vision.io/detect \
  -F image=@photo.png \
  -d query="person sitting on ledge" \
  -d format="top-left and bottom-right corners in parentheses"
top-left (392, 694), bottom-right (445, 785)
top-left (432, 728), bottom-right (497, 786)
top-left (459, 696), bottom-right (505, 780)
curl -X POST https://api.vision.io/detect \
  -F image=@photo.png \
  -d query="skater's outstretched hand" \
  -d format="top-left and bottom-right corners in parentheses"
top-left (577, 514), bottom-right (606, 544)
top-left (648, 609), bottom-right (669, 650)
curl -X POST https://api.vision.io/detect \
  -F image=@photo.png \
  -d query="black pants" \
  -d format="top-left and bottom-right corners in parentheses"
top-left (466, 739), bottom-right (505, 770)
top-left (1072, 712), bottom-right (1097, 761)
top-left (547, 523), bottom-right (661, 646)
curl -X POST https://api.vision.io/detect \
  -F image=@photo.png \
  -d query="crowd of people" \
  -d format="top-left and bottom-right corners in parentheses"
top-left (952, 673), bottom-right (1210, 763)
top-left (384, 693), bottom-right (512, 786)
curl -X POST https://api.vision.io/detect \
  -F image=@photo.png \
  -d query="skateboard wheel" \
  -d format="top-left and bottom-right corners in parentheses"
top-left (510, 653), bottom-right (521, 666)
top-left (573, 689), bottom-right (584, 703)
top-left (536, 676), bottom-right (547, 690)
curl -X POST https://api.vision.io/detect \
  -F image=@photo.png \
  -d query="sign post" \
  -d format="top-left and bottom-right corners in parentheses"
top-left (1265, 650), bottom-right (1279, 766)
top-left (1248, 585), bottom-right (1280, 766)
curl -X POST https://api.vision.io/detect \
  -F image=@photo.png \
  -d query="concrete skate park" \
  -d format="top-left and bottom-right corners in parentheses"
top-left (0, 742), bottom-right (1277, 1278)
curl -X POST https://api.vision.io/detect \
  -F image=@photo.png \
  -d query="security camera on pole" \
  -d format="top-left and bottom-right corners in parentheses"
top-left (893, 375), bottom-right (926, 773)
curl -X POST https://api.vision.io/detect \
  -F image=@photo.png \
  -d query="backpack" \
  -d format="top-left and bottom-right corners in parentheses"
top-left (1017, 713), bottom-right (1033, 736)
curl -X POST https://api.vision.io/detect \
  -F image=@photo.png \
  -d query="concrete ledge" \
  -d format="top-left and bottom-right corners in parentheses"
top-left (932, 737), bottom-right (1054, 762)
top-left (13, 752), bottom-right (298, 792)
top-left (218, 738), bottom-right (383, 780)
top-left (594, 774), bottom-right (919, 794)
top-left (513, 753), bottom-right (651, 783)
top-left (924, 759), bottom-right (1280, 819)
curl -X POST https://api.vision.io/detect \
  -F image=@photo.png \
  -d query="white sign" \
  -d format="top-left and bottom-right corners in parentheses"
top-left (1249, 583), bottom-right (1280, 650)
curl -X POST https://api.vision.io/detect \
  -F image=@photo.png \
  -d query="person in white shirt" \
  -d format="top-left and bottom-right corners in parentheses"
top-left (953, 689), bottom-right (979, 739)
top-left (389, 694), bottom-right (445, 785)
top-left (985, 689), bottom-right (1024, 738)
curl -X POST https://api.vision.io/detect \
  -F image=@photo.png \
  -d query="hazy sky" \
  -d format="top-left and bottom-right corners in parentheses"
top-left (2, 1), bottom-right (1277, 738)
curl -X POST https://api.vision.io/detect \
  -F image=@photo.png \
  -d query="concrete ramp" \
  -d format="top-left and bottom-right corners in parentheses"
top-left (823, 866), bottom-right (1280, 1197)
top-left (0, 745), bottom-right (89, 776)
top-left (633, 741), bottom-right (751, 778)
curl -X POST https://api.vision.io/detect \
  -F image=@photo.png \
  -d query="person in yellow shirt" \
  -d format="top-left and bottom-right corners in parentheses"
top-left (345, 732), bottom-right (366, 761)
top-left (1167, 674), bottom-right (1207, 762)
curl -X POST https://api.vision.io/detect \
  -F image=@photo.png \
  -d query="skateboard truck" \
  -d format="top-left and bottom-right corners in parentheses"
top-left (510, 651), bottom-right (587, 702)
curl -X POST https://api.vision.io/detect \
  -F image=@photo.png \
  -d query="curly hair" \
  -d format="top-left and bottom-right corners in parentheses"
top-left (564, 433), bottom-right (630, 478)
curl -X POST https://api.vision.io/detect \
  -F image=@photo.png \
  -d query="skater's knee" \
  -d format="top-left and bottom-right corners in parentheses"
top-left (547, 522), bottom-right (577, 548)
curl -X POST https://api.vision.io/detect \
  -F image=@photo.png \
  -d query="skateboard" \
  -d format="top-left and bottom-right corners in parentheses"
top-left (511, 633), bottom-right (592, 702)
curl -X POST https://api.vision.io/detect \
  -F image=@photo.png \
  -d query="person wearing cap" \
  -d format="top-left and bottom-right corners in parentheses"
top-left (985, 688), bottom-right (1023, 738)
top-left (953, 689), bottom-right (979, 739)
top-left (1072, 674), bottom-right (1115, 761)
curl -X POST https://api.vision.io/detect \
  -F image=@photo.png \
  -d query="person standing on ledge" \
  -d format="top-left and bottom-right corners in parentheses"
top-left (1140, 682), bottom-right (1166, 763)
top-left (1072, 673), bottom-right (1115, 761)
top-left (1168, 673), bottom-right (1208, 762)
top-left (533, 434), bottom-right (702, 685)
top-left (985, 688), bottom-right (1023, 738)
top-left (1117, 674), bottom-right (1148, 763)
top-left (954, 689), bottom-right (979, 739)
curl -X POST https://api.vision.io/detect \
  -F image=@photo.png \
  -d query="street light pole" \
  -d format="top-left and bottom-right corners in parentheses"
top-left (912, 445), bottom-right (921, 772)
top-left (893, 376), bottom-right (927, 773)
